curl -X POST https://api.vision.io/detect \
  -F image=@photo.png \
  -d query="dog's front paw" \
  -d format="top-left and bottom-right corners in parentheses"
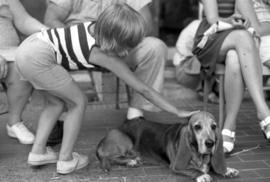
top-left (127, 157), bottom-right (142, 167)
top-left (224, 167), bottom-right (239, 178)
top-left (196, 174), bottom-right (212, 182)
top-left (127, 159), bottom-right (138, 167)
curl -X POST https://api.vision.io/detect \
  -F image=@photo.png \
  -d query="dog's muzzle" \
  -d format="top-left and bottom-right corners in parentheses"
top-left (205, 139), bottom-right (215, 149)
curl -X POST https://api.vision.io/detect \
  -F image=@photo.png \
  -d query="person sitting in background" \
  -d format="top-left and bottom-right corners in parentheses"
top-left (44, 0), bottom-right (167, 145)
top-left (237, 0), bottom-right (270, 68)
top-left (16, 3), bottom-right (198, 174)
top-left (0, 0), bottom-right (47, 144)
top-left (219, 0), bottom-right (270, 153)
top-left (237, 0), bottom-right (270, 89)
top-left (193, 0), bottom-right (270, 154)
top-left (174, 19), bottom-right (219, 104)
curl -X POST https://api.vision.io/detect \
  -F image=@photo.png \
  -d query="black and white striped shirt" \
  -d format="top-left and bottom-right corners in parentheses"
top-left (39, 22), bottom-right (97, 71)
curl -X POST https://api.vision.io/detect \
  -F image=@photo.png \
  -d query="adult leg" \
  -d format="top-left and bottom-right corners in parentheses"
top-left (5, 62), bottom-right (33, 126)
top-left (223, 50), bottom-right (245, 131)
top-left (222, 50), bottom-right (245, 153)
top-left (219, 30), bottom-right (270, 121)
top-left (5, 62), bottom-right (35, 144)
top-left (124, 37), bottom-right (166, 118)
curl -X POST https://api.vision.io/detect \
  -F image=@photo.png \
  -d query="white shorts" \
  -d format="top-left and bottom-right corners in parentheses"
top-left (260, 35), bottom-right (270, 63)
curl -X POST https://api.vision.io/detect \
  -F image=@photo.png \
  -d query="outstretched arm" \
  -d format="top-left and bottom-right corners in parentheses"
top-left (89, 48), bottom-right (199, 118)
top-left (8, 0), bottom-right (47, 36)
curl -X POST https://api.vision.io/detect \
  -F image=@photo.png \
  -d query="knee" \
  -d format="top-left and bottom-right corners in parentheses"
top-left (48, 98), bottom-right (65, 112)
top-left (140, 37), bottom-right (167, 60)
top-left (225, 50), bottom-right (242, 77)
top-left (231, 30), bottom-right (255, 50)
top-left (70, 93), bottom-right (87, 110)
top-left (226, 50), bottom-right (241, 70)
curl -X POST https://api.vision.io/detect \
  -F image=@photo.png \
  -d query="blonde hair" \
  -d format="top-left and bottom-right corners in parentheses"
top-left (94, 3), bottom-right (146, 57)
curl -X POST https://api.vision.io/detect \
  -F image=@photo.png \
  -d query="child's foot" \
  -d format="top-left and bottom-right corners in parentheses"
top-left (222, 129), bottom-right (235, 154)
top-left (7, 122), bottom-right (35, 144)
top-left (28, 147), bottom-right (58, 166)
top-left (57, 152), bottom-right (89, 174)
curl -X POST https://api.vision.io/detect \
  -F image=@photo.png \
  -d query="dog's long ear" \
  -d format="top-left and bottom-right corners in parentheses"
top-left (211, 129), bottom-right (227, 175)
top-left (170, 126), bottom-right (193, 172)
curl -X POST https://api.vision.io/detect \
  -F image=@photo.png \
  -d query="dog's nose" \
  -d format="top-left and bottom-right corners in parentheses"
top-left (205, 139), bottom-right (214, 148)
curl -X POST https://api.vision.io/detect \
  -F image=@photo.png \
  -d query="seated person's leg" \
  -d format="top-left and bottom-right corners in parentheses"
top-left (222, 50), bottom-right (244, 153)
top-left (5, 62), bottom-right (35, 144)
top-left (259, 35), bottom-right (270, 98)
top-left (220, 30), bottom-right (270, 140)
top-left (124, 37), bottom-right (166, 120)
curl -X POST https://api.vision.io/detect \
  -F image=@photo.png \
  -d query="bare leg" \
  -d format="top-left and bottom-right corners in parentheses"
top-left (50, 81), bottom-right (87, 161)
top-left (31, 91), bottom-right (64, 154)
top-left (5, 62), bottom-right (33, 126)
top-left (223, 50), bottom-right (245, 131)
top-left (31, 80), bottom-right (87, 161)
top-left (219, 30), bottom-right (270, 121)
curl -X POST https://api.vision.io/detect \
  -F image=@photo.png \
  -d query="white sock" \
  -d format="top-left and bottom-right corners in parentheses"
top-left (127, 107), bottom-right (143, 120)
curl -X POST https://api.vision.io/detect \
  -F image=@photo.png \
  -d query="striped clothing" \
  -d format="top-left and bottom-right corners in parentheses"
top-left (39, 22), bottom-right (97, 71)
top-left (202, 0), bottom-right (235, 19)
top-left (217, 0), bottom-right (235, 18)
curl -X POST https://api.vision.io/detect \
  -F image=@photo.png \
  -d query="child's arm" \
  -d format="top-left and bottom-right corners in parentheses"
top-left (236, 0), bottom-right (270, 36)
top-left (8, 0), bottom-right (48, 36)
top-left (89, 47), bottom-right (199, 119)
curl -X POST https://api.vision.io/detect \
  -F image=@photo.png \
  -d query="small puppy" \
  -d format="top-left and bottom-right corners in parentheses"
top-left (96, 111), bottom-right (239, 182)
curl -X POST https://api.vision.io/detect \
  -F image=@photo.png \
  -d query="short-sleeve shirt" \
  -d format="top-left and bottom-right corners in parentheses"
top-left (0, 0), bottom-right (20, 47)
top-left (38, 22), bottom-right (97, 71)
top-left (47, 0), bottom-right (152, 26)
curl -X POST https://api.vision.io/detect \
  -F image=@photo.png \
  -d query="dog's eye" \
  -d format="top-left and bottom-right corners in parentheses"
top-left (194, 124), bottom-right (202, 131)
top-left (211, 124), bottom-right (217, 130)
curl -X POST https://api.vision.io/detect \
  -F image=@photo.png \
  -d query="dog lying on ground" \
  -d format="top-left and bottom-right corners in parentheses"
top-left (96, 111), bottom-right (239, 182)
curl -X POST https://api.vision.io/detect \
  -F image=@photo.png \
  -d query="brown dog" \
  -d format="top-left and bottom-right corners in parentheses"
top-left (96, 111), bottom-right (239, 182)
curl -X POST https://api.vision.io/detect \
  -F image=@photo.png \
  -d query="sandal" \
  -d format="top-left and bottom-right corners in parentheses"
top-left (222, 129), bottom-right (235, 154)
top-left (260, 116), bottom-right (270, 141)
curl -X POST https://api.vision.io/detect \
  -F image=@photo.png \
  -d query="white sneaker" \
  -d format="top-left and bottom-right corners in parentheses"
top-left (28, 147), bottom-right (58, 166)
top-left (6, 122), bottom-right (35, 144)
top-left (57, 152), bottom-right (89, 174)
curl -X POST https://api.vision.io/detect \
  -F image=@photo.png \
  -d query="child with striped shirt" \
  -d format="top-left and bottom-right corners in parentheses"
top-left (15, 3), bottom-right (198, 174)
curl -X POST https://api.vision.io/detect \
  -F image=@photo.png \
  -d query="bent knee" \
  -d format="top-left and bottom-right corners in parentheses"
top-left (140, 37), bottom-right (167, 57)
top-left (47, 97), bottom-right (65, 111)
top-left (226, 50), bottom-right (241, 67)
top-left (229, 30), bottom-right (255, 48)
top-left (71, 92), bottom-right (87, 109)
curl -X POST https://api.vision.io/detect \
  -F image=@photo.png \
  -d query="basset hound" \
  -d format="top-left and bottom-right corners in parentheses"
top-left (96, 111), bottom-right (239, 182)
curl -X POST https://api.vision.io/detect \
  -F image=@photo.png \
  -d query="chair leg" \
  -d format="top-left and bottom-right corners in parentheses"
top-left (203, 78), bottom-right (209, 111)
top-left (116, 77), bottom-right (120, 109)
top-left (219, 74), bottom-right (225, 128)
top-left (125, 84), bottom-right (131, 105)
